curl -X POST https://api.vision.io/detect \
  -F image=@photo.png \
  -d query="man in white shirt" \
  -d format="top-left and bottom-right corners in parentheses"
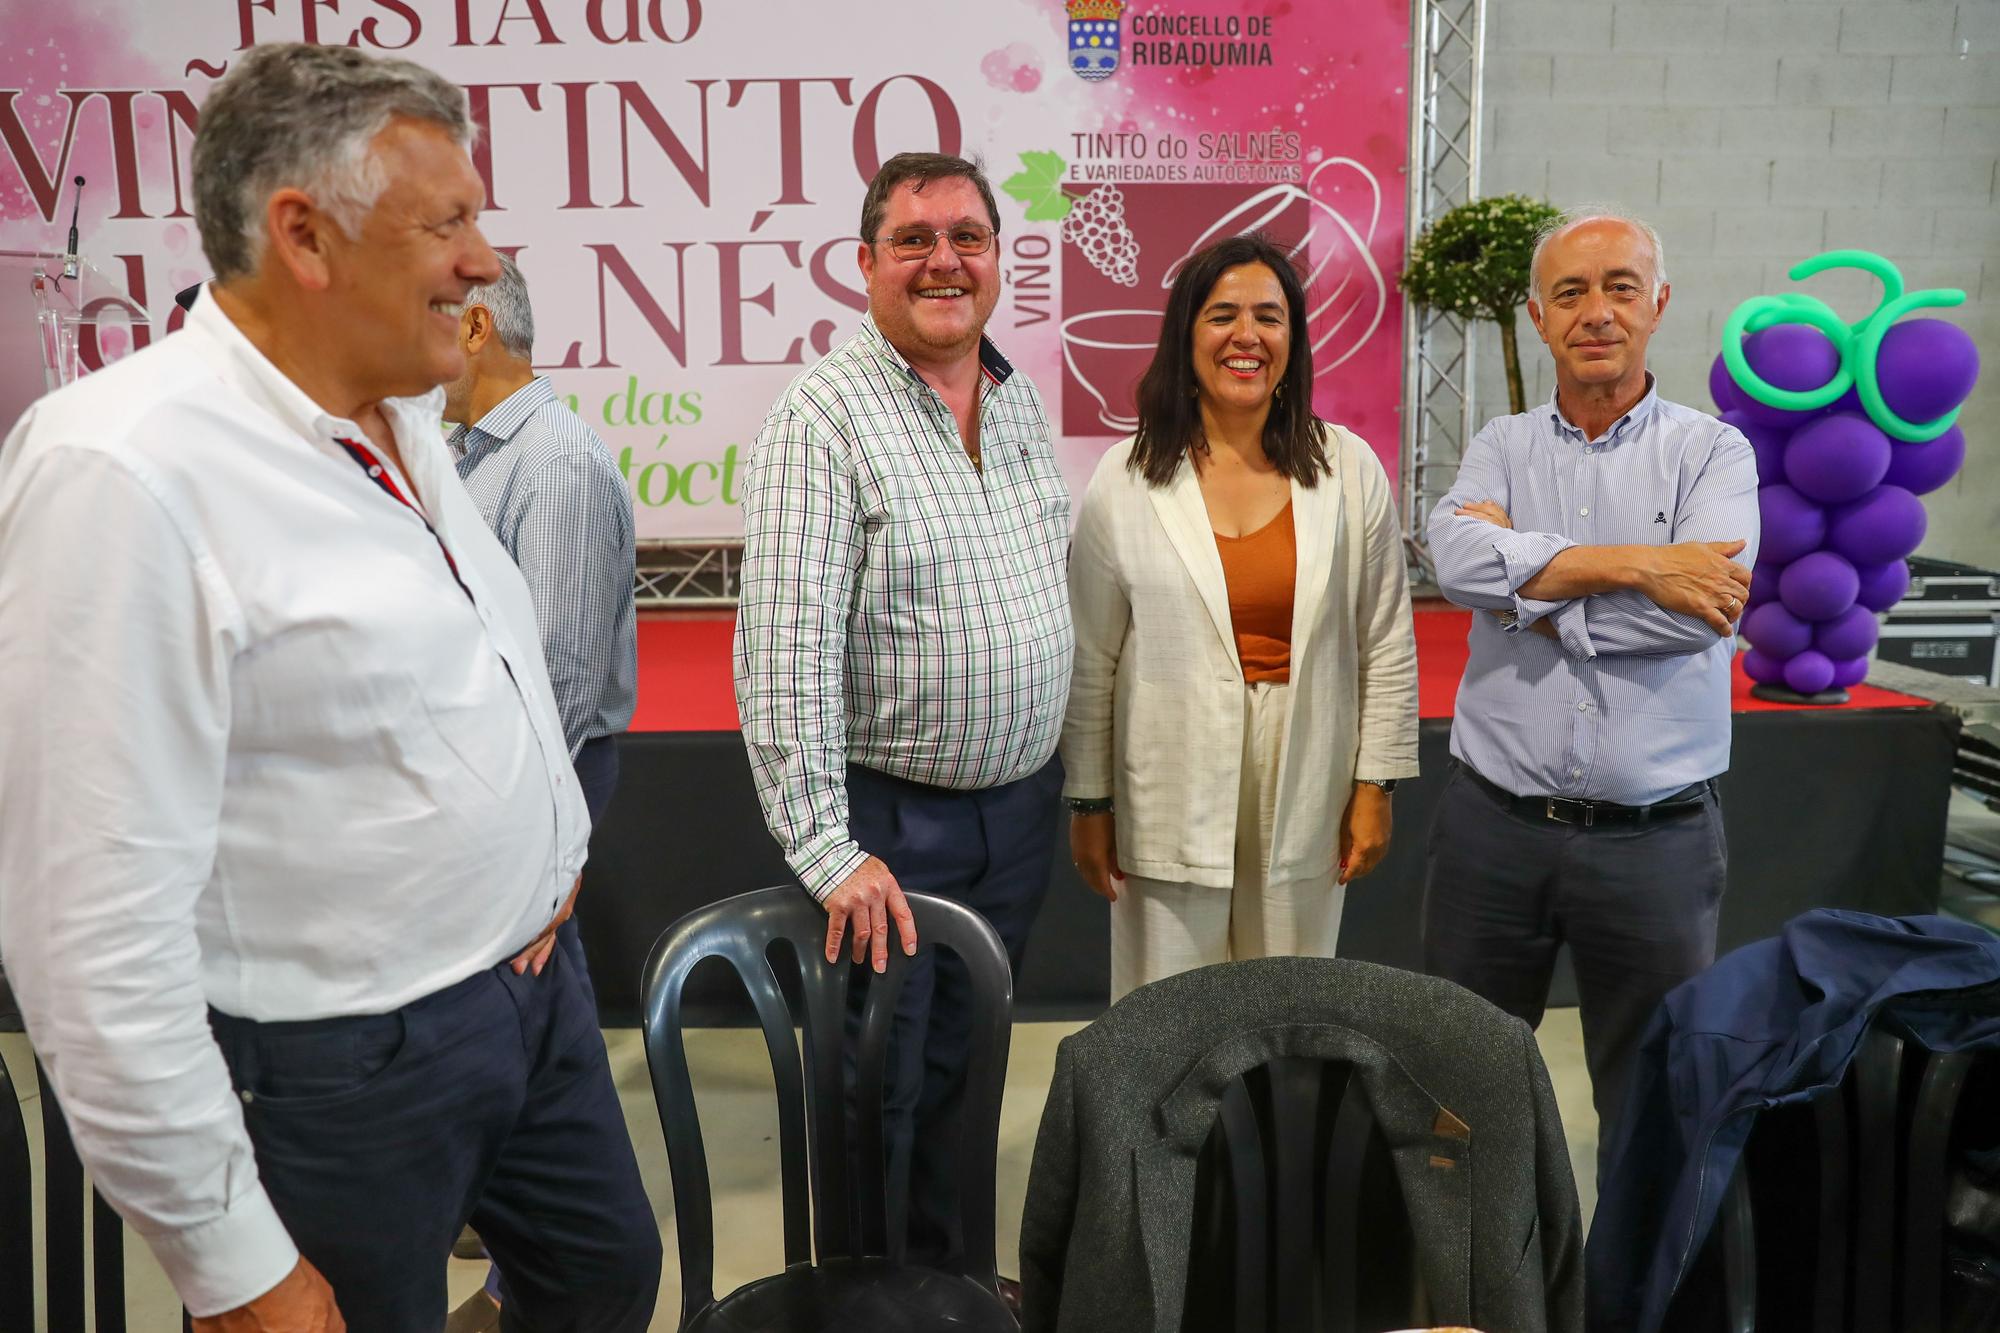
top-left (0, 43), bottom-right (659, 1331)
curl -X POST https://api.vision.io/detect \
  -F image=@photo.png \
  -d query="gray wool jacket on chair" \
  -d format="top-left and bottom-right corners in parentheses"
top-left (1018, 956), bottom-right (1584, 1333)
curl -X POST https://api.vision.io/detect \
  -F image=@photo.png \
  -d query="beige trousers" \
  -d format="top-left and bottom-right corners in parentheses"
top-left (1109, 681), bottom-right (1345, 1004)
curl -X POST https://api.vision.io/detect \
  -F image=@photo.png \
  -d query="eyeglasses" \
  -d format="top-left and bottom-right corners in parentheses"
top-left (875, 223), bottom-right (997, 262)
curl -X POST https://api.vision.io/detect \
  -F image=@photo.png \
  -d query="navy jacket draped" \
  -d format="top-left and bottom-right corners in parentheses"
top-left (1587, 910), bottom-right (2000, 1332)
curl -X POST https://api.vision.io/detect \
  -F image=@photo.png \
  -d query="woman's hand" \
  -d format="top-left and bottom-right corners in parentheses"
top-left (1070, 812), bottom-right (1124, 902)
top-left (1338, 783), bottom-right (1394, 884)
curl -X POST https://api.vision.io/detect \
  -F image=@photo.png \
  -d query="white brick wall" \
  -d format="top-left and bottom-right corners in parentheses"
top-left (1468, 0), bottom-right (1999, 567)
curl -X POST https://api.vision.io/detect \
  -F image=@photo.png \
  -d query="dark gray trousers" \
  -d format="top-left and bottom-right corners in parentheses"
top-left (1421, 762), bottom-right (1727, 1184)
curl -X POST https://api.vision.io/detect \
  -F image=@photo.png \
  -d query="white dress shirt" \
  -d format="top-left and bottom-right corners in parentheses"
top-left (0, 291), bottom-right (590, 1314)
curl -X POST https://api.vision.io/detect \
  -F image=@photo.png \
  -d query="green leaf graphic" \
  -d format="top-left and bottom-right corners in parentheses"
top-left (1001, 150), bottom-right (1071, 222)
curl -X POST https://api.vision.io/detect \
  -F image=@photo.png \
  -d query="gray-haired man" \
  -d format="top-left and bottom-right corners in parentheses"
top-left (444, 254), bottom-right (637, 924)
top-left (1423, 208), bottom-right (1759, 1180)
top-left (0, 44), bottom-right (658, 1330)
top-left (441, 253), bottom-right (639, 1329)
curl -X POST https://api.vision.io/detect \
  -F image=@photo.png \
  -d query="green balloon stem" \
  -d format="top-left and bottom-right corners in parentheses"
top-left (1721, 250), bottom-right (1972, 438)
top-left (1789, 249), bottom-right (1906, 332)
top-left (1851, 287), bottom-right (1969, 442)
top-left (1721, 294), bottom-right (1853, 412)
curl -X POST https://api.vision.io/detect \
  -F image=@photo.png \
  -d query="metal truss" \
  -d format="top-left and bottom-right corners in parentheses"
top-left (1400, 0), bottom-right (1486, 587)
top-left (633, 539), bottom-right (742, 610)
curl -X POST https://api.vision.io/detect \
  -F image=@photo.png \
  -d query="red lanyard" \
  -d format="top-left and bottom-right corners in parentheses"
top-left (336, 438), bottom-right (473, 603)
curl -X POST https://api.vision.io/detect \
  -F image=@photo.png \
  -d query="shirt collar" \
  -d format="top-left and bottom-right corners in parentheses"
top-left (461, 376), bottom-right (557, 447)
top-left (858, 313), bottom-right (1016, 388)
top-left (1544, 373), bottom-right (1660, 444)
top-left (184, 284), bottom-right (447, 451)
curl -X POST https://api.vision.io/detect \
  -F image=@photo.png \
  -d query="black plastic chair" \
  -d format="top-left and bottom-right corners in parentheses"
top-left (1180, 1056), bottom-right (1427, 1333)
top-left (1699, 1020), bottom-right (1997, 1333)
top-left (1709, 1051), bottom-right (1854, 1333)
top-left (0, 972), bottom-right (193, 1332)
top-left (640, 886), bottom-right (1017, 1332)
top-left (1, 1032), bottom-right (32, 1332)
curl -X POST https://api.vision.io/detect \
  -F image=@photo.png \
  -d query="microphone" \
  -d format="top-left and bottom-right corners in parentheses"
top-left (60, 176), bottom-right (84, 278)
top-left (62, 175), bottom-right (84, 279)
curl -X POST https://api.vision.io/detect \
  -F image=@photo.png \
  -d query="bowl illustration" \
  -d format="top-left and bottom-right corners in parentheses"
top-left (1060, 307), bottom-right (1164, 433)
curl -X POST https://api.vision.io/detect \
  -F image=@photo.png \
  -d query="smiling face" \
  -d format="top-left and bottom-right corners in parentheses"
top-left (858, 176), bottom-right (1000, 368)
top-left (1189, 261), bottom-right (1292, 417)
top-left (321, 116), bottom-right (500, 402)
top-left (1527, 218), bottom-right (1669, 401)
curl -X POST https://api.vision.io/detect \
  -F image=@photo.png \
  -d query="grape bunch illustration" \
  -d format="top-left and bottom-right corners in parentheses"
top-left (1059, 184), bottom-right (1140, 287)
top-left (1000, 151), bottom-right (1140, 288)
top-left (1715, 251), bottom-right (1981, 700)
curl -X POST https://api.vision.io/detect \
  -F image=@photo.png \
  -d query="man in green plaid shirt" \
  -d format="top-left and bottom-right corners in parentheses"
top-left (735, 151), bottom-right (1072, 1278)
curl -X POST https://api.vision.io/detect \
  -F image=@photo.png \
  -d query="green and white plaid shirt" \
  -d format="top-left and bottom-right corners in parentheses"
top-left (734, 317), bottom-right (1073, 898)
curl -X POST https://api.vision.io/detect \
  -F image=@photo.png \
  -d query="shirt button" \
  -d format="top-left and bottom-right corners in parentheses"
top-left (1571, 767), bottom-right (1582, 778)
top-left (1576, 701), bottom-right (1591, 712)
top-left (368, 465), bottom-right (383, 477)
top-left (240, 1090), bottom-right (255, 1104)
top-left (1578, 506), bottom-right (1590, 516)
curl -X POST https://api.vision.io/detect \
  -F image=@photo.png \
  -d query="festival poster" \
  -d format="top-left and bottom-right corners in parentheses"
top-left (0, 0), bottom-right (1408, 537)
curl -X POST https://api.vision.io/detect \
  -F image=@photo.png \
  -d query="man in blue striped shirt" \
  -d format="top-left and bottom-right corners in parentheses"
top-left (443, 257), bottom-right (638, 1324)
top-left (1423, 209), bottom-right (1759, 1181)
top-left (446, 255), bottom-right (638, 806)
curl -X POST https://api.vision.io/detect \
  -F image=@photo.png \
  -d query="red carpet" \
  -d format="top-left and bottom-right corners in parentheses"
top-left (632, 606), bottom-right (1930, 734)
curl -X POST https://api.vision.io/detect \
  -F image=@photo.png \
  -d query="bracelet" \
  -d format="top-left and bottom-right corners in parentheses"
top-left (1358, 779), bottom-right (1398, 794)
top-left (1066, 795), bottom-right (1114, 814)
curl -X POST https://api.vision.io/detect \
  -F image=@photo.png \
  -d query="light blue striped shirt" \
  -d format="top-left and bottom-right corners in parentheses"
top-left (451, 377), bottom-right (637, 757)
top-left (1427, 381), bottom-right (1759, 806)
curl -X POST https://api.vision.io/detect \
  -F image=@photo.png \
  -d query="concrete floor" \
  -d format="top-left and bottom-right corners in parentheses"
top-left (3, 1012), bottom-right (1598, 1330)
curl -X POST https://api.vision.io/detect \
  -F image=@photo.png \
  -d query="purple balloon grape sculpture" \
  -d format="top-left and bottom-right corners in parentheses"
top-left (1714, 250), bottom-right (1981, 702)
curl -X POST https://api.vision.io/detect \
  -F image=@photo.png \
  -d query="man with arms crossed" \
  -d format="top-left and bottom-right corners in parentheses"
top-left (0, 45), bottom-right (658, 1330)
top-left (1424, 208), bottom-right (1759, 1177)
top-left (735, 152), bottom-right (1071, 1284)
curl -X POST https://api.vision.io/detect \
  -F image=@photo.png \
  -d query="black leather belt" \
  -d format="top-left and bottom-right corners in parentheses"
top-left (1461, 764), bottom-right (1711, 828)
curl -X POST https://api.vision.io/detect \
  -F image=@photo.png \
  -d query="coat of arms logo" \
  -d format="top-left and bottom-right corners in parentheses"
top-left (1065, 0), bottom-right (1125, 82)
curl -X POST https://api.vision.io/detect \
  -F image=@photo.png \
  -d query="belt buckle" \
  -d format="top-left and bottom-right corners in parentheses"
top-left (1546, 797), bottom-right (1595, 827)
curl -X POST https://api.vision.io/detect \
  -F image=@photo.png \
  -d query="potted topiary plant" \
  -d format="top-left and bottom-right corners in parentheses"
top-left (1400, 194), bottom-right (1562, 416)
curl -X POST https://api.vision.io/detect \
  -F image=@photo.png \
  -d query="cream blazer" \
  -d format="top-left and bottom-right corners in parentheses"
top-left (1059, 425), bottom-right (1420, 888)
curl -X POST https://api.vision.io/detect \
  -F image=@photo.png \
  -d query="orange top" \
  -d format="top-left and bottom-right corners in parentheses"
top-left (1214, 501), bottom-right (1296, 685)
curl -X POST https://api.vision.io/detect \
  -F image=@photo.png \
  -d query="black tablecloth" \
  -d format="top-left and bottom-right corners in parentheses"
top-left (578, 708), bottom-right (1959, 1025)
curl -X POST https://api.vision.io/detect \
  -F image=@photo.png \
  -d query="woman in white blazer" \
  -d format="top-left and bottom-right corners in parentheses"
top-left (1060, 234), bottom-right (1420, 1001)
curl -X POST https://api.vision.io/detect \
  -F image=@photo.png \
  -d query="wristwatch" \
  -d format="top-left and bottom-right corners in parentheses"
top-left (1066, 795), bottom-right (1114, 814)
top-left (1358, 779), bottom-right (1399, 794)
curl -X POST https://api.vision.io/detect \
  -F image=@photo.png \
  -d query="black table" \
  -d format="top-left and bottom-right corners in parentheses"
top-left (578, 707), bottom-right (1959, 1025)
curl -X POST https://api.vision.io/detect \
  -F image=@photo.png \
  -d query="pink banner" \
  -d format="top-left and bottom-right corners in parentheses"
top-left (0, 0), bottom-right (1408, 536)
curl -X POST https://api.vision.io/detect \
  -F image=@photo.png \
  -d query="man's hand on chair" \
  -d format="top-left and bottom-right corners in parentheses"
top-left (821, 856), bottom-right (918, 972)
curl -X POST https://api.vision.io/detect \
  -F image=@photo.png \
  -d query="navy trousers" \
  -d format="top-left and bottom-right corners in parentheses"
top-left (843, 756), bottom-right (1063, 1268)
top-left (555, 733), bottom-right (622, 1019)
top-left (1421, 761), bottom-right (1727, 1185)
top-left (480, 731), bottom-right (624, 1301)
top-left (209, 916), bottom-right (660, 1329)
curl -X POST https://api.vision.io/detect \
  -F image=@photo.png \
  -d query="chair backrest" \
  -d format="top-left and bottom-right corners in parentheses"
top-left (1181, 1056), bottom-right (1426, 1333)
top-left (1701, 1020), bottom-right (1996, 1333)
top-left (0, 1040), bottom-right (32, 1332)
top-left (0, 1025), bottom-right (183, 1331)
top-left (640, 885), bottom-right (1014, 1327)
